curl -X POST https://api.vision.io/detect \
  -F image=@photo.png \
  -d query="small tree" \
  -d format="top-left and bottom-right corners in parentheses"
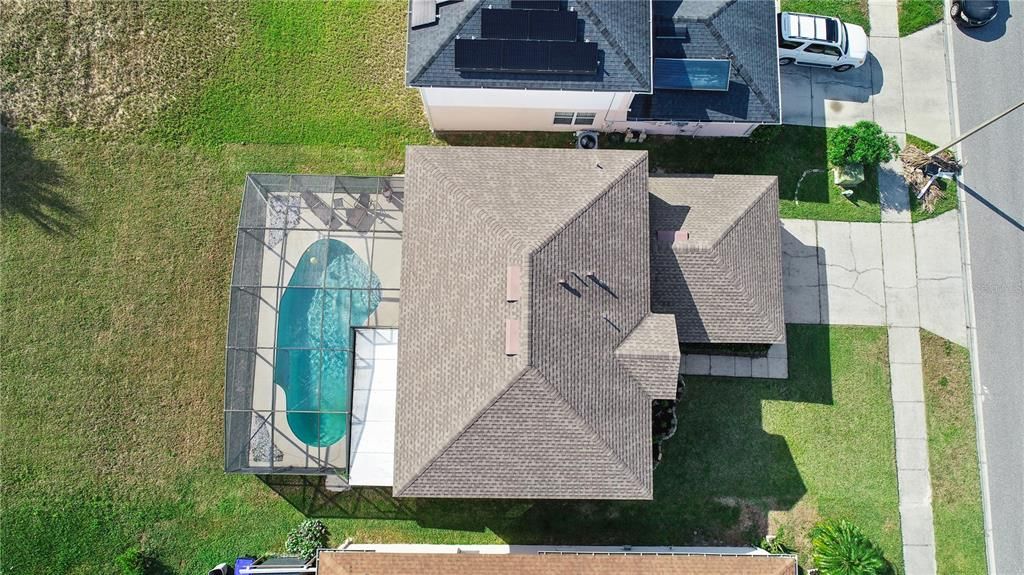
top-left (811, 519), bottom-right (890, 575)
top-left (827, 121), bottom-right (900, 166)
top-left (114, 547), bottom-right (146, 575)
top-left (285, 519), bottom-right (329, 561)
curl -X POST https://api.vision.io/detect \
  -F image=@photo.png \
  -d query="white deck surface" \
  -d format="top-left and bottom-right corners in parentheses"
top-left (348, 328), bottom-right (398, 486)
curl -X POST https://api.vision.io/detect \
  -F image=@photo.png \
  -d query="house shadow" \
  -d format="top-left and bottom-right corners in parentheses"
top-left (780, 224), bottom-right (830, 325)
top-left (259, 325), bottom-right (832, 547)
top-left (0, 128), bottom-right (82, 235)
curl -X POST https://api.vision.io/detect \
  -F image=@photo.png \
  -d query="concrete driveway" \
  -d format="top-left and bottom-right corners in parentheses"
top-left (781, 24), bottom-right (952, 146)
top-left (780, 57), bottom-right (880, 128)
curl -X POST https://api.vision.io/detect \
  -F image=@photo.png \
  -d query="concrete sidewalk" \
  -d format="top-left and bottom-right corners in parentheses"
top-left (780, 4), bottom-right (960, 572)
top-left (780, 214), bottom-right (966, 346)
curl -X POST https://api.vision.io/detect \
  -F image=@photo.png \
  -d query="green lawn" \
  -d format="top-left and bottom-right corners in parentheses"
top-left (906, 134), bottom-right (959, 222)
top-left (2, 1), bottom-right (900, 572)
top-left (1, 179), bottom-right (904, 572)
top-left (920, 330), bottom-right (987, 575)
top-left (156, 0), bottom-right (434, 150)
top-left (445, 126), bottom-right (883, 222)
top-left (780, 0), bottom-right (871, 33)
top-left (899, 0), bottom-right (944, 36)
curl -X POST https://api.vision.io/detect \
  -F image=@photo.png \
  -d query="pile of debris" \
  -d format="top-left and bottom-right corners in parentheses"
top-left (900, 145), bottom-right (961, 212)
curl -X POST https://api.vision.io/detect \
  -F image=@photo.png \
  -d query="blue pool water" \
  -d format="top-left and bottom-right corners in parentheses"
top-left (274, 239), bottom-right (380, 447)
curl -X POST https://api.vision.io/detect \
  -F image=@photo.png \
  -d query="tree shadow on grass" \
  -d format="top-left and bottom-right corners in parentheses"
top-left (1, 129), bottom-right (82, 235)
top-left (262, 325), bottom-right (832, 547)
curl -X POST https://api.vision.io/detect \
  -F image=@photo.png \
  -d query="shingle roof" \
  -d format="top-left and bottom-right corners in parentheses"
top-left (628, 0), bottom-right (781, 123)
top-left (406, 0), bottom-right (653, 92)
top-left (319, 551), bottom-right (799, 575)
top-left (395, 147), bottom-right (679, 499)
top-left (649, 174), bottom-right (784, 344)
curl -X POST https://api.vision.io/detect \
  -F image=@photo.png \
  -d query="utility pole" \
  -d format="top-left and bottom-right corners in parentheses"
top-left (929, 98), bottom-right (1024, 158)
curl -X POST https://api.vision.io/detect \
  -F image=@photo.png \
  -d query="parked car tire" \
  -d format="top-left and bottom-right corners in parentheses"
top-left (779, 57), bottom-right (796, 66)
top-left (950, 1), bottom-right (962, 19)
top-left (833, 64), bottom-right (854, 72)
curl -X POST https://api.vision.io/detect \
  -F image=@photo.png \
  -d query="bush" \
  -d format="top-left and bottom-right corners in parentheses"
top-left (759, 526), bottom-right (796, 555)
top-left (114, 547), bottom-right (145, 575)
top-left (811, 519), bottom-right (890, 575)
top-left (827, 122), bottom-right (900, 166)
top-left (285, 519), bottom-right (329, 561)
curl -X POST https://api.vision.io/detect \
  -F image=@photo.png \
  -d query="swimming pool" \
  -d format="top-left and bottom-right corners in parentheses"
top-left (274, 238), bottom-right (381, 447)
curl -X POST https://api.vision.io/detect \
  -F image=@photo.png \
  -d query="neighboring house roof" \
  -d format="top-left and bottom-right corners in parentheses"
top-left (628, 0), bottom-right (781, 123)
top-left (318, 551), bottom-right (798, 575)
top-left (395, 146), bottom-right (679, 499)
top-left (649, 174), bottom-right (784, 344)
top-left (405, 0), bottom-right (653, 92)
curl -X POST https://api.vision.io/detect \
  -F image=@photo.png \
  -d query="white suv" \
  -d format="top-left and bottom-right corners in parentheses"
top-left (777, 12), bottom-right (868, 72)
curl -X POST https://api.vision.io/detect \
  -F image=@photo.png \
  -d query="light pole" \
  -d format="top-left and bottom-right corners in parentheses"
top-left (929, 98), bottom-right (1024, 158)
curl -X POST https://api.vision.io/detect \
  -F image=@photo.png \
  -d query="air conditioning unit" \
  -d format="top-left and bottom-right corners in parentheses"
top-left (575, 131), bottom-right (599, 149)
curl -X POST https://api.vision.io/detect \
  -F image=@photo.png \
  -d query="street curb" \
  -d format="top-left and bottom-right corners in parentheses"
top-left (940, 3), bottom-right (998, 574)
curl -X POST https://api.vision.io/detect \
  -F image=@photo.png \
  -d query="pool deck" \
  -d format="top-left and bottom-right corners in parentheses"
top-left (349, 328), bottom-right (399, 486)
top-left (247, 178), bottom-right (403, 472)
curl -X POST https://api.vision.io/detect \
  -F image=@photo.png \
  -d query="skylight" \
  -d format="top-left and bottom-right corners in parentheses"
top-left (653, 58), bottom-right (731, 91)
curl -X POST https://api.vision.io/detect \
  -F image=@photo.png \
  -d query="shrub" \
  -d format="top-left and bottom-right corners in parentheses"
top-left (759, 526), bottom-right (796, 555)
top-left (811, 519), bottom-right (890, 575)
top-left (285, 519), bottom-right (329, 561)
top-left (827, 122), bottom-right (900, 166)
top-left (114, 547), bottom-right (145, 575)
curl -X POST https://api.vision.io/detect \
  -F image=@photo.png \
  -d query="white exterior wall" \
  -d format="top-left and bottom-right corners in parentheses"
top-left (419, 87), bottom-right (766, 137)
top-left (608, 119), bottom-right (760, 137)
top-left (420, 87), bottom-right (632, 132)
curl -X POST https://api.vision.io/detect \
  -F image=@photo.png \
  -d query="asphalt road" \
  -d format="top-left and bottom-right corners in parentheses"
top-left (950, 3), bottom-right (1024, 573)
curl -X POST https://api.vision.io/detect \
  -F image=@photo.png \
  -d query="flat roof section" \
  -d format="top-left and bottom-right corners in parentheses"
top-left (349, 328), bottom-right (398, 487)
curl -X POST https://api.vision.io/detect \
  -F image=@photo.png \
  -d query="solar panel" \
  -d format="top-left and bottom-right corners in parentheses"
top-left (549, 41), bottom-right (598, 73)
top-left (454, 38), bottom-right (503, 71)
top-left (653, 58), bottom-right (731, 91)
top-left (410, 0), bottom-right (436, 27)
top-left (481, 8), bottom-right (577, 41)
top-left (482, 9), bottom-right (530, 39)
top-left (502, 39), bottom-right (549, 70)
top-left (454, 39), bottom-right (598, 74)
top-left (510, 0), bottom-right (561, 10)
top-left (527, 10), bottom-right (577, 41)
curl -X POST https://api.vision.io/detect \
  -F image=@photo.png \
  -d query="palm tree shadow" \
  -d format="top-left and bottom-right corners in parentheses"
top-left (1, 129), bottom-right (82, 235)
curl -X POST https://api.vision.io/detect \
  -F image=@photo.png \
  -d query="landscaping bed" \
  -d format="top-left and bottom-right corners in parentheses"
top-left (446, 125), bottom-right (883, 223)
top-left (921, 330), bottom-right (987, 575)
top-left (905, 134), bottom-right (959, 222)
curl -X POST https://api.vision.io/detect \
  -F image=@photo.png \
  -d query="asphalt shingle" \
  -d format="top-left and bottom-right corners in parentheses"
top-left (649, 174), bottom-right (785, 344)
top-left (395, 147), bottom-right (679, 499)
top-left (406, 0), bottom-right (652, 92)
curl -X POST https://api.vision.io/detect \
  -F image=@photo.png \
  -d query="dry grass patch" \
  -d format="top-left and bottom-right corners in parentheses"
top-left (0, 0), bottom-right (243, 131)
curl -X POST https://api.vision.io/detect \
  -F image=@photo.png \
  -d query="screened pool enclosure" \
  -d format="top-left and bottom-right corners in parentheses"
top-left (225, 174), bottom-right (402, 478)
